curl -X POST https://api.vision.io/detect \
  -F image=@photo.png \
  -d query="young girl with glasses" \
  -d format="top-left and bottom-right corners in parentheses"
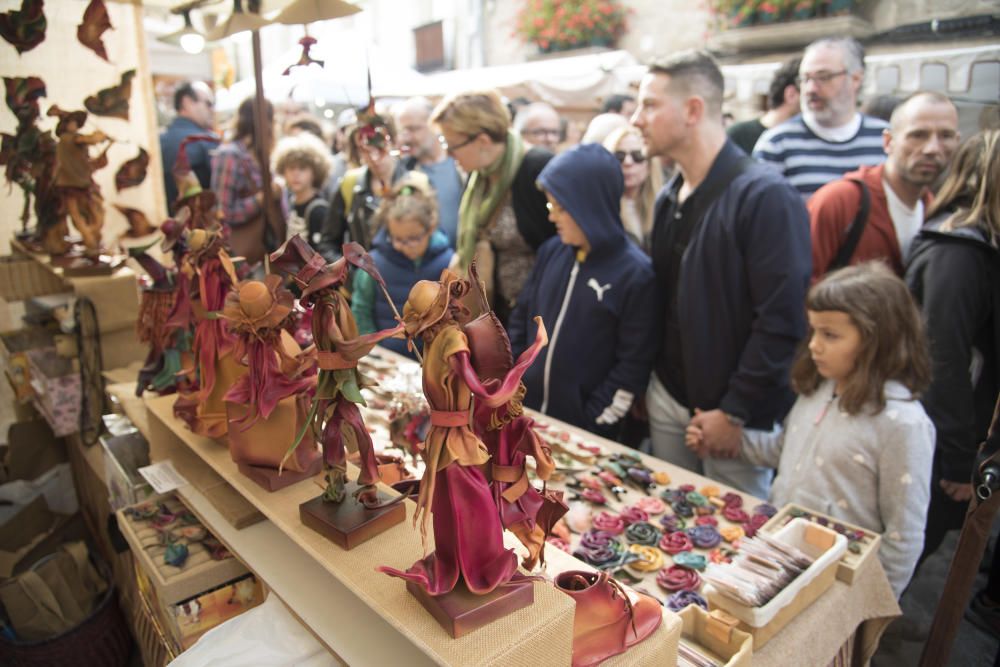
top-left (688, 262), bottom-right (935, 597)
top-left (350, 176), bottom-right (453, 359)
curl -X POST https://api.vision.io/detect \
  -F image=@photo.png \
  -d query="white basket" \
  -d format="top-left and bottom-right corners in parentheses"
top-left (705, 517), bottom-right (847, 628)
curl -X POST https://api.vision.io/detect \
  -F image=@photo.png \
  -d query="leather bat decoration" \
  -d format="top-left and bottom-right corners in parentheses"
top-left (84, 69), bottom-right (134, 120)
top-left (4, 75), bottom-right (46, 123)
top-left (115, 205), bottom-right (156, 238)
top-left (115, 147), bottom-right (148, 191)
top-left (283, 36), bottom-right (323, 76)
top-left (77, 0), bottom-right (112, 62)
top-left (0, 0), bottom-right (46, 54)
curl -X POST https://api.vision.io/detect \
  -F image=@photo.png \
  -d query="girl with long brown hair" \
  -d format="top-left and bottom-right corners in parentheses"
top-left (688, 262), bottom-right (935, 597)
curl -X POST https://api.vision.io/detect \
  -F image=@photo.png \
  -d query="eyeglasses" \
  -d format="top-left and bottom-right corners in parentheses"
top-left (390, 230), bottom-right (430, 247)
top-left (438, 133), bottom-right (477, 154)
top-left (524, 128), bottom-right (561, 139)
top-left (545, 200), bottom-right (565, 215)
top-left (614, 150), bottom-right (646, 164)
top-left (796, 70), bottom-right (848, 86)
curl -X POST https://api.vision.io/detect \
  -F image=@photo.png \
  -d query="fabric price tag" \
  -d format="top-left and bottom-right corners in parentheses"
top-left (138, 461), bottom-right (189, 494)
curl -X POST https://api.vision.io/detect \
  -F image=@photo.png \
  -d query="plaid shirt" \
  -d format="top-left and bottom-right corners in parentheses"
top-left (210, 140), bottom-right (261, 227)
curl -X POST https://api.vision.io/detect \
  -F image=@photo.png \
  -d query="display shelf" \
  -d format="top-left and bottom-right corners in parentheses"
top-left (144, 394), bottom-right (578, 666)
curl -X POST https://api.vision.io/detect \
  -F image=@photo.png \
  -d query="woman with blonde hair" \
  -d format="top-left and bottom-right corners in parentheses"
top-left (602, 126), bottom-right (663, 252)
top-left (430, 89), bottom-right (554, 323)
top-left (905, 130), bottom-right (1000, 624)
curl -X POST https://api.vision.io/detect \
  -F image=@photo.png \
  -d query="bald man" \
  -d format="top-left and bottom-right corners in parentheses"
top-left (514, 102), bottom-right (562, 152)
top-left (393, 96), bottom-right (463, 245)
top-left (807, 91), bottom-right (960, 280)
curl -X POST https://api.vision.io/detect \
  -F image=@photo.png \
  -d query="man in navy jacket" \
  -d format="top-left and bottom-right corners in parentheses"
top-left (160, 81), bottom-right (218, 212)
top-left (632, 50), bottom-right (810, 498)
top-left (508, 143), bottom-right (660, 440)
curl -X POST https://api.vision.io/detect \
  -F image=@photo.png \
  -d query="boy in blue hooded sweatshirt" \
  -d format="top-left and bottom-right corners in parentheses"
top-left (508, 143), bottom-right (660, 439)
top-left (351, 176), bottom-right (453, 359)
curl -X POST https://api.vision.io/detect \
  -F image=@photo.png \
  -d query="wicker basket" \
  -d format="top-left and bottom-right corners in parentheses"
top-left (0, 558), bottom-right (132, 667)
top-left (0, 256), bottom-right (68, 302)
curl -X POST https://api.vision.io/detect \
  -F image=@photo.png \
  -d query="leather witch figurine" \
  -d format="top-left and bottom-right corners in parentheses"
top-left (554, 570), bottom-right (663, 667)
top-left (378, 269), bottom-right (549, 597)
top-left (461, 261), bottom-right (565, 570)
top-left (269, 236), bottom-right (403, 506)
top-left (220, 276), bottom-right (321, 487)
top-left (171, 226), bottom-right (245, 438)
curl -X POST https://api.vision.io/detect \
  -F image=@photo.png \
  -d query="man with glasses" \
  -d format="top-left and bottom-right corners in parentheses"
top-left (753, 37), bottom-right (889, 197)
top-left (513, 102), bottom-right (562, 152)
top-left (159, 81), bottom-right (218, 212)
top-left (393, 97), bottom-right (463, 247)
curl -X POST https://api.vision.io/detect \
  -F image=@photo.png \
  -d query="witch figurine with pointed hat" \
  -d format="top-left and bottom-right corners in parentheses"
top-left (270, 236), bottom-right (403, 506)
top-left (170, 224), bottom-right (244, 438)
top-left (377, 268), bottom-right (549, 597)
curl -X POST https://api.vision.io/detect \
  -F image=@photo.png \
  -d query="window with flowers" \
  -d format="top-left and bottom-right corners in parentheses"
top-left (710, 0), bottom-right (854, 29)
top-left (515, 0), bottom-right (628, 53)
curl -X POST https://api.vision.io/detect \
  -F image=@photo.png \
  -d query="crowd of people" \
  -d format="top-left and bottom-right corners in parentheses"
top-left (159, 35), bottom-right (1000, 632)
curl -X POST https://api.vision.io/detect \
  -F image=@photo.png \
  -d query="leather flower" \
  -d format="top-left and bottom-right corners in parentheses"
top-left (624, 521), bottom-right (661, 546)
top-left (634, 497), bottom-right (667, 515)
top-left (722, 492), bottom-right (743, 508)
top-left (723, 506), bottom-right (750, 524)
top-left (672, 552), bottom-right (708, 571)
top-left (626, 544), bottom-right (663, 572)
top-left (620, 506), bottom-right (649, 525)
top-left (666, 590), bottom-right (707, 612)
top-left (593, 511), bottom-right (625, 536)
top-left (659, 531), bottom-right (693, 554)
top-left (687, 525), bottom-right (722, 549)
top-left (695, 515), bottom-right (718, 526)
top-left (657, 565), bottom-right (702, 592)
top-left (659, 514), bottom-right (685, 532)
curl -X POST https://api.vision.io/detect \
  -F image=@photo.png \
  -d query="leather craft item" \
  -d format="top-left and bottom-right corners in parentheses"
top-left (554, 570), bottom-right (663, 667)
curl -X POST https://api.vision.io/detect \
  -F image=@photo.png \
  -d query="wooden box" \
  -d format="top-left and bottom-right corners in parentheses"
top-left (116, 493), bottom-right (249, 606)
top-left (705, 520), bottom-right (846, 649)
top-left (760, 503), bottom-right (881, 585)
top-left (678, 606), bottom-right (753, 667)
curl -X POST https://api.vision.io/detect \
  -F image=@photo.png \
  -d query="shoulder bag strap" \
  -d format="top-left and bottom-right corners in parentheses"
top-left (826, 178), bottom-right (871, 274)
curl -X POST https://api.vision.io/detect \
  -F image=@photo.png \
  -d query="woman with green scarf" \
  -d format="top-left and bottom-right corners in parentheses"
top-left (430, 90), bottom-right (555, 324)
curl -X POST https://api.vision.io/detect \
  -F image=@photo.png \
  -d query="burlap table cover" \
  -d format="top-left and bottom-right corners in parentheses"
top-left (144, 395), bottom-right (580, 665)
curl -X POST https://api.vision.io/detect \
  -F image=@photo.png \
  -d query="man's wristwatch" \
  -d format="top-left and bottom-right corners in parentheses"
top-left (724, 412), bottom-right (745, 428)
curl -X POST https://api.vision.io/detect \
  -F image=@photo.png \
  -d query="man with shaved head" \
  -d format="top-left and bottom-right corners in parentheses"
top-left (631, 50), bottom-right (810, 498)
top-left (807, 91), bottom-right (960, 280)
top-left (394, 96), bottom-right (463, 245)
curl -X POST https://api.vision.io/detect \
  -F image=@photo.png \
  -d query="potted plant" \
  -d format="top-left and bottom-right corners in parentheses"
top-left (515, 0), bottom-right (628, 54)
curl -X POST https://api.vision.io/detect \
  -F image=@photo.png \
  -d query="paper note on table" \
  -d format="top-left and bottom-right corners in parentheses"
top-left (139, 460), bottom-right (189, 494)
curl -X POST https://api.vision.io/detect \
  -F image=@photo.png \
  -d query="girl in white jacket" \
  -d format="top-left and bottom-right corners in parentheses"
top-left (688, 262), bottom-right (935, 597)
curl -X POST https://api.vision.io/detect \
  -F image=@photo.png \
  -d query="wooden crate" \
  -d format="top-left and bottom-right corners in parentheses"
top-left (116, 493), bottom-right (249, 606)
top-left (760, 503), bottom-right (881, 585)
top-left (678, 606), bottom-right (753, 667)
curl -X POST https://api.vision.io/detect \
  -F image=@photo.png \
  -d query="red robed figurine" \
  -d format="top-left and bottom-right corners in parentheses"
top-left (269, 236), bottom-right (403, 506)
top-left (378, 269), bottom-right (548, 596)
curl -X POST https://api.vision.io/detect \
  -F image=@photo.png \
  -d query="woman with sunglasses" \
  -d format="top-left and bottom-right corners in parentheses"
top-left (602, 126), bottom-right (663, 253)
top-left (430, 90), bottom-right (555, 324)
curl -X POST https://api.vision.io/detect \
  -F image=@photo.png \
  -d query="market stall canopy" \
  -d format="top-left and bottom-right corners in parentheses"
top-left (216, 35), bottom-right (426, 111)
top-left (272, 0), bottom-right (361, 24)
top-left (377, 49), bottom-right (641, 110)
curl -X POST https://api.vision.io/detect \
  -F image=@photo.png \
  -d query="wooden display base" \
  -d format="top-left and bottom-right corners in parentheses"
top-left (299, 482), bottom-right (405, 550)
top-left (49, 252), bottom-right (125, 276)
top-left (237, 456), bottom-right (323, 492)
top-left (407, 574), bottom-right (534, 639)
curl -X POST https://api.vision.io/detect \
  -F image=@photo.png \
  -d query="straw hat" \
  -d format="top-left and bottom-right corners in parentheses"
top-left (222, 274), bottom-right (293, 334)
top-left (401, 269), bottom-right (468, 337)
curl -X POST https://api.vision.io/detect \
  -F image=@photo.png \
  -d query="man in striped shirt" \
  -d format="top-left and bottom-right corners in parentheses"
top-left (752, 37), bottom-right (888, 198)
